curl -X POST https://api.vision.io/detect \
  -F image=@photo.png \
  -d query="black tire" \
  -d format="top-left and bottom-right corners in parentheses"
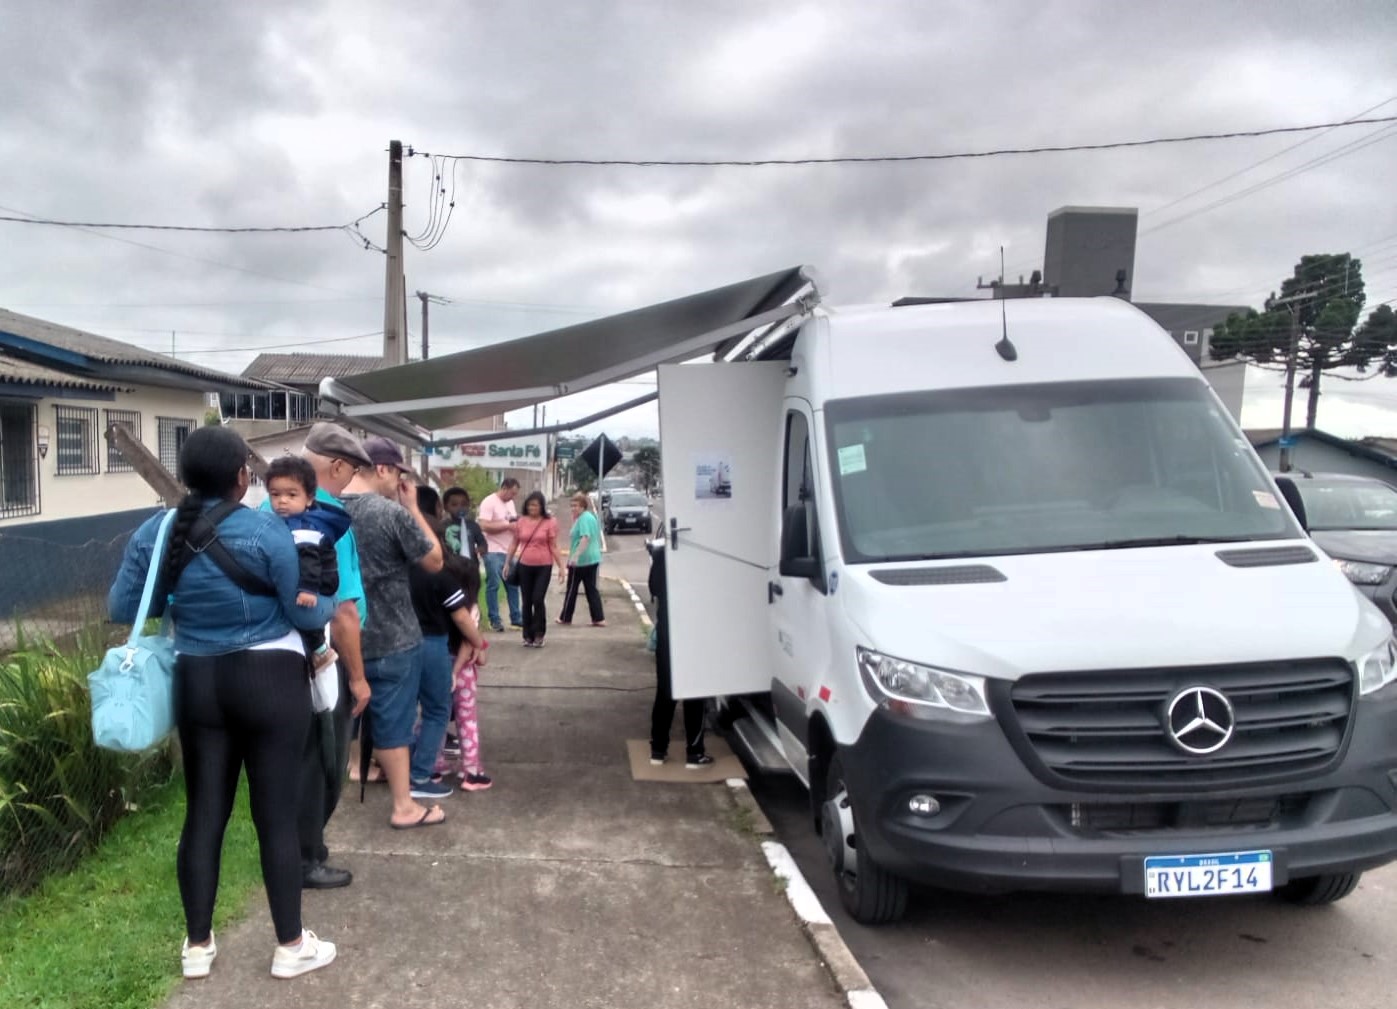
top-left (825, 755), bottom-right (909, 924)
top-left (1277, 872), bottom-right (1362, 906)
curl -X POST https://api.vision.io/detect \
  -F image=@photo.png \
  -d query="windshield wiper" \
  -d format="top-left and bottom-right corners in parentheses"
top-left (1078, 535), bottom-right (1253, 550)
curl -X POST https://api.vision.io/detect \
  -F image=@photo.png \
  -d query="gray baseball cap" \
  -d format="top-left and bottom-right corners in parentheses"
top-left (303, 422), bottom-right (373, 469)
top-left (363, 435), bottom-right (413, 474)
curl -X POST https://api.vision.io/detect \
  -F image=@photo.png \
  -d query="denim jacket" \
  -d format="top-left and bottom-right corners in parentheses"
top-left (108, 501), bottom-right (336, 656)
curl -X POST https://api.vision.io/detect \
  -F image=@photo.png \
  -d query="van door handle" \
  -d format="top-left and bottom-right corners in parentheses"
top-left (768, 581), bottom-right (784, 604)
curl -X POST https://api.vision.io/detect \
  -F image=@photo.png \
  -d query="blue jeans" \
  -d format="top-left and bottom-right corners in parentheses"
top-left (363, 642), bottom-right (424, 750)
top-left (411, 635), bottom-right (454, 783)
top-left (484, 552), bottom-right (521, 627)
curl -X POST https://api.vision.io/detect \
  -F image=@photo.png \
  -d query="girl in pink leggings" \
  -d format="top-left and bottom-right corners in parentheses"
top-left (440, 605), bottom-right (492, 790)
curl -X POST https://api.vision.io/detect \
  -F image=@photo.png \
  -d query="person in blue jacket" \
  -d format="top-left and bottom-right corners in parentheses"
top-left (108, 425), bottom-right (340, 981)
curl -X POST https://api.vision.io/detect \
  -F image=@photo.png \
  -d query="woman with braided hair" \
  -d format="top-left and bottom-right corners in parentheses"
top-left (108, 425), bottom-right (341, 981)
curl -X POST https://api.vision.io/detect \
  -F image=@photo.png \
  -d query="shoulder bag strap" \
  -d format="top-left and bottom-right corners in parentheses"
top-left (184, 501), bottom-right (278, 597)
top-left (128, 509), bottom-right (178, 647)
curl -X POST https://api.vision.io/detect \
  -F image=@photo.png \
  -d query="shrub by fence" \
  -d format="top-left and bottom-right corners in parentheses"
top-left (0, 523), bottom-right (175, 897)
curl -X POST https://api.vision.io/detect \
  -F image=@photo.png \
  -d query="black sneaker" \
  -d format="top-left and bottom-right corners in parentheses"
top-left (490, 621), bottom-right (505, 633)
top-left (649, 750), bottom-right (667, 766)
top-left (510, 620), bottom-right (525, 630)
top-left (685, 753), bottom-right (715, 769)
top-left (443, 735), bottom-right (461, 758)
top-left (302, 863), bottom-right (352, 890)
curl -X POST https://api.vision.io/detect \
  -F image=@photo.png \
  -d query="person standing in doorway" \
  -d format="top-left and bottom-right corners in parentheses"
top-left (558, 492), bottom-right (605, 626)
top-left (648, 542), bottom-right (712, 768)
top-left (478, 478), bottom-right (522, 633)
top-left (341, 437), bottom-right (451, 826)
top-left (505, 490), bottom-right (565, 647)
top-left (294, 423), bottom-right (373, 890)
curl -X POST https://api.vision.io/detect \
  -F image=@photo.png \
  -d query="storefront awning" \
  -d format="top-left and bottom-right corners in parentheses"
top-left (318, 266), bottom-right (819, 441)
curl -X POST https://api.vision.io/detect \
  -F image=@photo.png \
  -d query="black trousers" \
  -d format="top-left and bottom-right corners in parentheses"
top-left (297, 662), bottom-right (351, 869)
top-left (175, 649), bottom-right (310, 946)
top-left (517, 562), bottom-right (553, 642)
top-left (649, 614), bottom-right (705, 757)
top-left (559, 563), bottom-right (605, 624)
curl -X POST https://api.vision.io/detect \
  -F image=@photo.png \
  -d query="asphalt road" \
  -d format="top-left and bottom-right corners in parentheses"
top-left (594, 493), bottom-right (1397, 1008)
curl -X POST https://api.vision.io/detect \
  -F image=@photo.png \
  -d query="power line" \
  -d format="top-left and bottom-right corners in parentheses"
top-left (0, 202), bottom-right (366, 294)
top-left (131, 330), bottom-right (384, 357)
top-left (0, 205), bottom-right (385, 234)
top-left (1141, 123), bottom-right (1397, 237)
top-left (412, 115), bottom-right (1397, 168)
top-left (1142, 97), bottom-right (1397, 219)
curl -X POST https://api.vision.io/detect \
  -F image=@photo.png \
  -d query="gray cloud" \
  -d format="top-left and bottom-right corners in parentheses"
top-left (2, 0), bottom-right (1396, 437)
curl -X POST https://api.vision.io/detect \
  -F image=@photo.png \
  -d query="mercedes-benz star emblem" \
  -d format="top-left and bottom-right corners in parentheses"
top-left (1164, 686), bottom-right (1235, 755)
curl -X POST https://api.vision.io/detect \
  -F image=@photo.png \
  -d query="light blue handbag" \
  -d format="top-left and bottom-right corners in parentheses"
top-left (90, 509), bottom-right (177, 752)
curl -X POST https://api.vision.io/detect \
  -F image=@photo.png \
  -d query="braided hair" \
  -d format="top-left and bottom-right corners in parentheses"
top-left (159, 426), bottom-right (251, 592)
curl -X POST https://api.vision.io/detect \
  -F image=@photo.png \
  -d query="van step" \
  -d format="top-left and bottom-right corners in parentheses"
top-left (728, 715), bottom-right (793, 774)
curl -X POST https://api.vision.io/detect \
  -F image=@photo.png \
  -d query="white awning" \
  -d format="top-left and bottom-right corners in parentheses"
top-left (319, 266), bottom-right (819, 442)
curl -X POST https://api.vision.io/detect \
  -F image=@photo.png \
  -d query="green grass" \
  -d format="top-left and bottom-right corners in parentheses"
top-left (0, 775), bottom-right (263, 1009)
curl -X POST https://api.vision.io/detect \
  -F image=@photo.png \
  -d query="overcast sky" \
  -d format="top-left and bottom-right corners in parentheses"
top-left (3, 1), bottom-right (1396, 438)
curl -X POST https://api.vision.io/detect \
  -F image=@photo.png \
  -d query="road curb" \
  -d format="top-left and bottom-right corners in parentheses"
top-left (759, 838), bottom-right (889, 1009)
top-left (615, 576), bottom-right (654, 629)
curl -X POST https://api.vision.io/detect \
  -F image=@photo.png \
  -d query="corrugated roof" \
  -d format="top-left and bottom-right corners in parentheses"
top-left (243, 353), bottom-right (384, 384)
top-left (0, 307), bottom-right (273, 390)
top-left (0, 351), bottom-right (124, 394)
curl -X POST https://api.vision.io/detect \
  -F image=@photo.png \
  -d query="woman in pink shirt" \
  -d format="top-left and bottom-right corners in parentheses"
top-left (505, 491), bottom-right (565, 647)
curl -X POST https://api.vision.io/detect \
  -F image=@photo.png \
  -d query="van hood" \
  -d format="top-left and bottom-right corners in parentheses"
top-left (837, 542), bottom-right (1388, 679)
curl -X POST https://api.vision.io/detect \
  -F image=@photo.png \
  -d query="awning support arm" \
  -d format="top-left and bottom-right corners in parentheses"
top-left (427, 391), bottom-right (659, 447)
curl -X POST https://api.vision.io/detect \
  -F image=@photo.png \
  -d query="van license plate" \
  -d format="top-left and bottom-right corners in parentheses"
top-left (1144, 850), bottom-right (1272, 898)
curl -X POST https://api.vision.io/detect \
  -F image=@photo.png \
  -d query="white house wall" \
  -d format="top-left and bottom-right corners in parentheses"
top-left (1, 384), bottom-right (208, 526)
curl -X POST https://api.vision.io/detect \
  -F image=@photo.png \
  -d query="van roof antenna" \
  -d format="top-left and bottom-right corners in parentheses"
top-left (995, 246), bottom-right (1018, 362)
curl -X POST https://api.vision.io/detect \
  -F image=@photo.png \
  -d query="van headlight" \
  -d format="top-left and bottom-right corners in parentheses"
top-left (1336, 559), bottom-right (1393, 586)
top-left (1357, 637), bottom-right (1397, 695)
top-left (856, 647), bottom-right (992, 718)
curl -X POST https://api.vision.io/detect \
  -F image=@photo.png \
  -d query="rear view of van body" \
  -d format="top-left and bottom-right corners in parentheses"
top-left (658, 297), bottom-right (1397, 923)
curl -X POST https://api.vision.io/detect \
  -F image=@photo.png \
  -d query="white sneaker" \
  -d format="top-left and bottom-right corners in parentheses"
top-left (181, 934), bottom-right (217, 979)
top-left (271, 929), bottom-right (337, 979)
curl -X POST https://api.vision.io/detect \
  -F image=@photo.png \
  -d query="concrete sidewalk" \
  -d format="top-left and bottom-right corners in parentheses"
top-left (163, 579), bottom-right (844, 1009)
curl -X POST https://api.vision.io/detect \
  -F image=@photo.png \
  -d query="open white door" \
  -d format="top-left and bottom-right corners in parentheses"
top-left (659, 361), bottom-right (787, 699)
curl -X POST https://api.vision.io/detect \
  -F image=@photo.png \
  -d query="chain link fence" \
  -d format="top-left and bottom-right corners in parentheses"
top-left (0, 527), bottom-right (174, 897)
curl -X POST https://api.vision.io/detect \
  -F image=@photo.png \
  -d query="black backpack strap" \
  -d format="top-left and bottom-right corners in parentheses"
top-left (185, 501), bottom-right (278, 597)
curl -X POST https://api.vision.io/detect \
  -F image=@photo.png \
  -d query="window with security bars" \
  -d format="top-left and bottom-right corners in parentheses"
top-left (104, 408), bottom-right (142, 472)
top-left (0, 400), bottom-right (41, 518)
top-left (54, 405), bottom-right (99, 476)
top-left (157, 416), bottom-right (195, 474)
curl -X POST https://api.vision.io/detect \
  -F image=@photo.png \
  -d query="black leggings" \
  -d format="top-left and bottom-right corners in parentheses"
top-left (175, 648), bottom-right (311, 945)
top-left (517, 562), bottom-right (553, 642)
top-left (559, 563), bottom-right (605, 624)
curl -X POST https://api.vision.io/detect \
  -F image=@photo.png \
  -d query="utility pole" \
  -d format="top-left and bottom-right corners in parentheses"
top-left (383, 140), bottom-right (406, 366)
top-left (1274, 289), bottom-right (1319, 473)
top-left (414, 290), bottom-right (449, 478)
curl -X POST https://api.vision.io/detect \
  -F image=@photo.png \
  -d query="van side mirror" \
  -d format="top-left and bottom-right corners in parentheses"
top-left (779, 503), bottom-right (826, 591)
top-left (1274, 477), bottom-right (1308, 532)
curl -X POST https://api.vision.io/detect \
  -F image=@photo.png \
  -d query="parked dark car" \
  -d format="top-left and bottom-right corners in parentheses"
top-left (1274, 471), bottom-right (1397, 622)
top-left (604, 489), bottom-right (653, 535)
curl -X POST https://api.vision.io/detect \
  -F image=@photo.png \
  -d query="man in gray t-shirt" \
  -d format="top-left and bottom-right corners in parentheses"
top-left (340, 437), bottom-right (446, 829)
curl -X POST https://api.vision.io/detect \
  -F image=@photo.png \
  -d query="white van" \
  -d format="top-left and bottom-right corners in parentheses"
top-left (656, 296), bottom-right (1397, 924)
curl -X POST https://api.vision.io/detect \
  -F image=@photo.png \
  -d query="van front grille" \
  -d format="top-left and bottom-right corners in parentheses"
top-left (1005, 660), bottom-right (1354, 788)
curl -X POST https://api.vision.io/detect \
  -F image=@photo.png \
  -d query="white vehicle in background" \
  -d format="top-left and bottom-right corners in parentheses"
top-left (657, 296), bottom-right (1397, 924)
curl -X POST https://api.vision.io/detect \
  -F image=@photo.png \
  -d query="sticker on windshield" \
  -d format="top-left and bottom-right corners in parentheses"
top-left (838, 444), bottom-right (867, 476)
top-left (1253, 490), bottom-right (1280, 510)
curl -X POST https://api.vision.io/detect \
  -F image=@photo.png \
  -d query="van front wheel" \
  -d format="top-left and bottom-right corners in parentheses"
top-left (1277, 872), bottom-right (1362, 905)
top-left (822, 755), bottom-right (909, 925)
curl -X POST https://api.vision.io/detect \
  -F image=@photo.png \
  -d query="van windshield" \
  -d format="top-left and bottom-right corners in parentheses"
top-left (825, 377), bottom-right (1299, 563)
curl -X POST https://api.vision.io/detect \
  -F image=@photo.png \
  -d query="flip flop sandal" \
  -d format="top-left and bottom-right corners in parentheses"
top-left (390, 806), bottom-right (446, 830)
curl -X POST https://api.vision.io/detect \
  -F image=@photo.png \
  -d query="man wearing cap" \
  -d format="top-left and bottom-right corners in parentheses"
top-left (294, 423), bottom-right (375, 888)
top-left (341, 436), bottom-right (449, 829)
